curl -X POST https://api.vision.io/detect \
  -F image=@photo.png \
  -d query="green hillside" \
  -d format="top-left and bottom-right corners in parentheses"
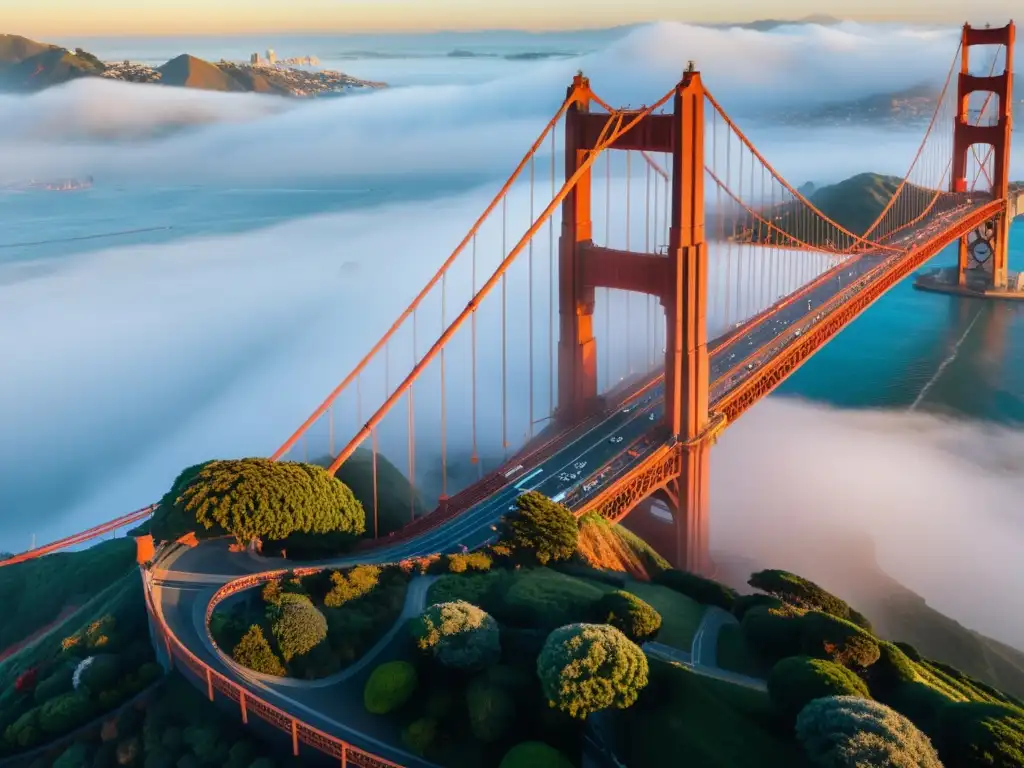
top-left (729, 172), bottom-right (940, 248)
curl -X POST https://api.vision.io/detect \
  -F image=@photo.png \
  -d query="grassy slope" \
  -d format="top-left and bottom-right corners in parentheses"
top-left (808, 172), bottom-right (904, 234)
top-left (575, 513), bottom-right (669, 579)
top-left (617, 658), bottom-right (808, 768)
top-left (0, 538), bottom-right (137, 652)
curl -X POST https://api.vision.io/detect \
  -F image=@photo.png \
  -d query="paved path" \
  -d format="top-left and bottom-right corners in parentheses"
top-left (644, 606), bottom-right (767, 693)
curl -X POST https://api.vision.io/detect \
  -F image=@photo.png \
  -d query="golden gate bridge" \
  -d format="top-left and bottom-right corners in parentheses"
top-left (0, 21), bottom-right (1021, 768)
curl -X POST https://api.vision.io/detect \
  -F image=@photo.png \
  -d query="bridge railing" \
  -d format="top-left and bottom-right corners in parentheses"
top-left (142, 568), bottom-right (402, 767)
top-left (0, 505), bottom-right (155, 568)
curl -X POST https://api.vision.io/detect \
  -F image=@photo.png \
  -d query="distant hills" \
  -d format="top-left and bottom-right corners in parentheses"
top-left (0, 34), bottom-right (383, 96)
top-left (703, 14), bottom-right (843, 31)
top-left (0, 34), bottom-right (105, 91)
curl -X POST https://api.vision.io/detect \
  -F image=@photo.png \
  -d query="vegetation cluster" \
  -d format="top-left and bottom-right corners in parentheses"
top-left (0, 575), bottom-right (162, 758)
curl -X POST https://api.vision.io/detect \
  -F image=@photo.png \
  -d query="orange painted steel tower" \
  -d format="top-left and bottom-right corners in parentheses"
top-left (952, 21), bottom-right (1015, 289)
top-left (557, 71), bottom-right (719, 573)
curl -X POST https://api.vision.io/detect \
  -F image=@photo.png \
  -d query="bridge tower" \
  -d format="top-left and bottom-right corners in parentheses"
top-left (952, 21), bottom-right (1015, 290)
top-left (557, 72), bottom-right (717, 574)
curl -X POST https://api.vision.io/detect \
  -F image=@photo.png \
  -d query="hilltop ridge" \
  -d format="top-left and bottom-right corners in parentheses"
top-left (0, 33), bottom-right (384, 96)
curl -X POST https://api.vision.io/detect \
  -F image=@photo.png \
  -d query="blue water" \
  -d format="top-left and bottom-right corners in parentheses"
top-left (777, 230), bottom-right (1024, 424)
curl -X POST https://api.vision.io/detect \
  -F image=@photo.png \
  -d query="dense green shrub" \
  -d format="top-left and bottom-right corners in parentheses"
top-left (731, 592), bottom-right (785, 620)
top-left (894, 641), bottom-right (922, 662)
top-left (800, 611), bottom-right (881, 668)
top-left (796, 695), bottom-right (941, 767)
top-left (466, 676), bottom-right (517, 742)
top-left (654, 569), bottom-right (737, 611)
top-left (402, 717), bottom-right (438, 756)
top-left (935, 701), bottom-right (1024, 768)
top-left (741, 604), bottom-right (805, 661)
top-left (501, 492), bottom-right (579, 564)
top-left (4, 708), bottom-right (41, 748)
top-left (882, 680), bottom-right (954, 738)
top-left (261, 579), bottom-right (283, 606)
top-left (34, 664), bottom-right (75, 704)
top-left (537, 623), bottom-right (648, 719)
top-left (324, 565), bottom-right (381, 608)
top-left (150, 461), bottom-right (215, 542)
top-left (592, 590), bottom-right (662, 643)
top-left (500, 625), bottom-right (549, 667)
top-left (78, 654), bottom-right (121, 692)
top-left (231, 626), bottom-right (286, 676)
top-left (551, 562), bottom-right (627, 588)
top-left (498, 568), bottom-right (605, 629)
top-left (446, 551), bottom-right (493, 573)
top-left (269, 593), bottom-right (327, 662)
top-left (158, 458), bottom-right (366, 546)
top-left (868, 642), bottom-right (918, 695)
top-left (412, 601), bottom-right (501, 671)
top-left (320, 447), bottom-right (426, 537)
top-left (767, 656), bottom-right (870, 721)
top-left (38, 691), bottom-right (93, 736)
top-left (364, 661), bottom-right (418, 714)
top-left (749, 569), bottom-right (872, 631)
top-left (499, 741), bottom-right (575, 768)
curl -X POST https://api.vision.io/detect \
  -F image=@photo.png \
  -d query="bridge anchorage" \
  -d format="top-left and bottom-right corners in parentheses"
top-left (915, 21), bottom-right (1024, 300)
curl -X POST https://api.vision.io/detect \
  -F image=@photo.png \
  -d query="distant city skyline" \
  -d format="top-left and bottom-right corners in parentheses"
top-left (8, 0), bottom-right (1017, 37)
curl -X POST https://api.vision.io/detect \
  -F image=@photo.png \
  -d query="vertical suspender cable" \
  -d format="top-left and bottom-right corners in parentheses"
top-left (440, 271), bottom-right (447, 499)
top-left (549, 127), bottom-right (556, 419)
top-left (371, 427), bottom-right (379, 538)
top-left (501, 195), bottom-right (508, 459)
top-left (528, 153), bottom-right (536, 439)
top-left (644, 155), bottom-right (652, 369)
top-left (328, 405), bottom-right (335, 458)
top-left (471, 234), bottom-right (479, 472)
top-left (409, 309), bottom-right (417, 522)
top-left (625, 150), bottom-right (632, 376)
top-left (724, 121), bottom-right (733, 327)
top-left (605, 151), bottom-right (611, 390)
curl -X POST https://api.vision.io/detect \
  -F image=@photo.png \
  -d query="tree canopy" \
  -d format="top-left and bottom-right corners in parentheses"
top-left (155, 458), bottom-right (365, 546)
top-left (412, 600), bottom-right (501, 671)
top-left (537, 623), bottom-right (648, 718)
top-left (592, 590), bottom-right (662, 643)
top-left (796, 696), bottom-right (941, 768)
top-left (767, 656), bottom-right (871, 721)
top-left (749, 569), bottom-right (871, 631)
top-left (500, 491), bottom-right (579, 565)
top-left (269, 593), bottom-right (327, 662)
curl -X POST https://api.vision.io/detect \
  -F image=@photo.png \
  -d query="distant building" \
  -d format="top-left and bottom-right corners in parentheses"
top-left (266, 48), bottom-right (276, 65)
top-left (251, 52), bottom-right (260, 65)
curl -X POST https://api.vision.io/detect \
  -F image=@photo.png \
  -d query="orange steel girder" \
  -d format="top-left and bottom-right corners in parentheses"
top-left (717, 199), bottom-right (1005, 423)
top-left (558, 72), bottom-right (716, 573)
top-left (953, 21), bottom-right (1015, 289)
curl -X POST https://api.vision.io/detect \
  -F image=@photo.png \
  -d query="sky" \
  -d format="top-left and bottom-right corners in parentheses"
top-left (5, 0), bottom-right (1016, 37)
